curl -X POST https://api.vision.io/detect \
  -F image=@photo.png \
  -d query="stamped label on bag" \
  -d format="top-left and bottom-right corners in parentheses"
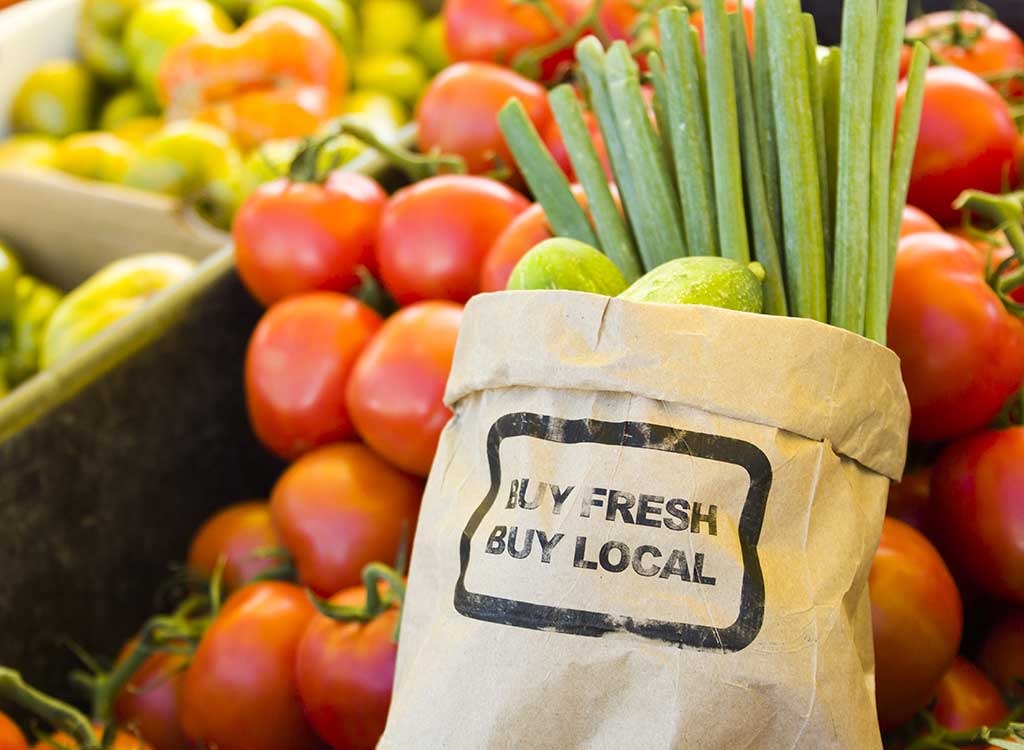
top-left (454, 412), bottom-right (773, 653)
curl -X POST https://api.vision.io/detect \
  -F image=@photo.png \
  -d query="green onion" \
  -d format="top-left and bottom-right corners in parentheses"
top-left (765, 0), bottom-right (827, 321)
top-left (701, 0), bottom-right (750, 264)
top-left (730, 11), bottom-right (787, 316)
top-left (647, 51), bottom-right (676, 191)
top-left (659, 6), bottom-right (718, 258)
top-left (605, 41), bottom-right (687, 268)
top-left (548, 84), bottom-right (643, 282)
top-left (830, 0), bottom-right (878, 336)
top-left (802, 13), bottom-right (832, 272)
top-left (497, 99), bottom-right (599, 247)
top-left (819, 45), bottom-right (842, 269)
top-left (863, 0), bottom-right (910, 344)
top-left (753, 0), bottom-right (783, 254)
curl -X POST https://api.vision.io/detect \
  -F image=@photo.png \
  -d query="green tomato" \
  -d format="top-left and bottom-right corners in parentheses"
top-left (124, 120), bottom-right (243, 228)
top-left (98, 89), bottom-right (156, 131)
top-left (507, 239), bottom-right (629, 296)
top-left (353, 53), bottom-right (428, 104)
top-left (78, 25), bottom-right (134, 87)
top-left (7, 276), bottom-right (62, 386)
top-left (360, 0), bottom-right (422, 54)
top-left (55, 132), bottom-right (138, 183)
top-left (0, 242), bottom-right (23, 324)
top-left (619, 257), bottom-right (766, 313)
top-left (41, 253), bottom-right (195, 369)
top-left (0, 135), bottom-right (60, 169)
top-left (11, 60), bottom-right (97, 138)
top-left (413, 15), bottom-right (448, 74)
top-left (81, 0), bottom-right (144, 36)
top-left (124, 0), bottom-right (234, 106)
top-left (247, 0), bottom-right (357, 58)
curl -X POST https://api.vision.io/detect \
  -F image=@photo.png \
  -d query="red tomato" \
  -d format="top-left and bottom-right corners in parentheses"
top-left (932, 658), bottom-right (1008, 750)
top-left (295, 580), bottom-right (400, 749)
top-left (346, 301), bottom-right (463, 477)
top-left (113, 641), bottom-right (191, 750)
top-left (906, 12), bottom-right (1024, 99)
top-left (416, 62), bottom-right (550, 176)
top-left (900, 205), bottom-right (943, 238)
top-left (897, 67), bottom-right (1018, 225)
top-left (270, 443), bottom-right (422, 597)
top-left (376, 175), bottom-right (529, 305)
top-left (233, 172), bottom-right (387, 307)
top-left (187, 501), bottom-right (281, 590)
top-left (442, 0), bottom-right (588, 81)
top-left (887, 233), bottom-right (1024, 443)
top-left (979, 609), bottom-right (1024, 697)
top-left (931, 428), bottom-right (1024, 604)
top-left (245, 293), bottom-right (383, 460)
top-left (0, 713), bottom-right (25, 750)
top-left (180, 582), bottom-right (323, 750)
top-left (33, 728), bottom-right (151, 749)
top-left (479, 185), bottom-right (589, 293)
top-left (886, 467), bottom-right (933, 532)
top-left (870, 517), bottom-right (963, 731)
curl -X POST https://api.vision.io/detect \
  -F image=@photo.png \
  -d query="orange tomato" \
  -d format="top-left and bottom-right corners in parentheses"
top-left (187, 501), bottom-right (282, 589)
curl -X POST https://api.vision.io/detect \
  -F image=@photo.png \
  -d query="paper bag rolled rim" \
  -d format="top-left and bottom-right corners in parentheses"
top-left (446, 291), bottom-right (910, 481)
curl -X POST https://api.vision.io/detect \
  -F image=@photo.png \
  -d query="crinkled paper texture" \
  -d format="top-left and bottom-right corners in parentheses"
top-left (380, 292), bottom-right (910, 750)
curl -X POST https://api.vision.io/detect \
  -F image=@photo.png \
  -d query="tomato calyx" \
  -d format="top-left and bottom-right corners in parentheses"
top-left (0, 668), bottom-right (102, 749)
top-left (288, 117), bottom-right (466, 184)
top-left (892, 708), bottom-right (1024, 749)
top-left (307, 563), bottom-right (406, 639)
top-left (955, 189), bottom-right (1024, 314)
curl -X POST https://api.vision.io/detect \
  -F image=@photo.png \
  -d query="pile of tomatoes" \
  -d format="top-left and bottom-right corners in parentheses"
top-left (2, 1), bottom-right (1024, 749)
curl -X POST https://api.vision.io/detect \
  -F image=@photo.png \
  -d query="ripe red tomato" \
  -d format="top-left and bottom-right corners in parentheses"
top-left (931, 428), bottom-right (1024, 604)
top-left (897, 67), bottom-right (1018, 225)
top-left (887, 233), bottom-right (1024, 443)
top-left (33, 728), bottom-right (151, 749)
top-left (870, 517), bottom-right (963, 731)
top-left (270, 443), bottom-right (422, 597)
top-left (900, 205), bottom-right (943, 238)
top-left (416, 62), bottom-right (550, 176)
top-left (180, 582), bottom-right (323, 750)
top-left (245, 293), bottom-right (383, 460)
top-left (295, 580), bottom-right (400, 749)
top-left (0, 713), bottom-right (25, 750)
top-left (479, 185), bottom-right (589, 293)
top-left (376, 175), bottom-right (529, 305)
top-left (932, 658), bottom-right (1008, 749)
top-left (233, 172), bottom-right (387, 306)
top-left (346, 301), bottom-right (463, 477)
top-left (113, 641), bottom-right (191, 750)
top-left (442, 0), bottom-right (588, 81)
top-left (886, 467), bottom-right (932, 531)
top-left (906, 12), bottom-right (1024, 99)
top-left (187, 501), bottom-right (281, 590)
top-left (979, 610), bottom-right (1024, 697)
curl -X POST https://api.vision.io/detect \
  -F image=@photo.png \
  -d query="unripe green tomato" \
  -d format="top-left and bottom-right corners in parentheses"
top-left (98, 89), bottom-right (156, 131)
top-left (11, 60), bottom-right (97, 138)
top-left (0, 242), bottom-right (23, 324)
top-left (360, 0), bottom-right (422, 54)
top-left (123, 0), bottom-right (234, 106)
top-left (353, 53), bottom-right (428, 104)
top-left (247, 0), bottom-right (358, 58)
top-left (414, 15), bottom-right (448, 74)
top-left (81, 0), bottom-right (144, 36)
top-left (42, 253), bottom-right (195, 368)
top-left (55, 132), bottom-right (138, 182)
top-left (77, 25), bottom-right (134, 87)
top-left (0, 135), bottom-right (60, 168)
top-left (7, 276), bottom-right (62, 385)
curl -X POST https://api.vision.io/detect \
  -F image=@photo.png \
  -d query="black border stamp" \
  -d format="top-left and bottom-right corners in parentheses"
top-left (453, 412), bottom-right (773, 652)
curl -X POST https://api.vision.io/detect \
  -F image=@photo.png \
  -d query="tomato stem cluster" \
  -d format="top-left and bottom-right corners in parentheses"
top-left (904, 714), bottom-right (1024, 749)
top-left (309, 563), bottom-right (407, 641)
top-left (955, 189), bottom-right (1024, 314)
top-left (0, 668), bottom-right (98, 749)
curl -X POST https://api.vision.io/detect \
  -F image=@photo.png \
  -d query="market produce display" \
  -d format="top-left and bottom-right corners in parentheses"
top-left (0, 0), bottom-right (1023, 748)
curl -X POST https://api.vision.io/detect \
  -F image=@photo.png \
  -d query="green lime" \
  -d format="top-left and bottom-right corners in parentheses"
top-left (353, 53), bottom-right (428, 104)
top-left (11, 60), bottom-right (97, 138)
top-left (248, 0), bottom-right (358, 58)
top-left (361, 0), bottom-right (423, 54)
top-left (618, 257), bottom-right (765, 313)
top-left (507, 239), bottom-right (629, 296)
top-left (98, 89), bottom-right (156, 131)
top-left (414, 15), bottom-right (449, 74)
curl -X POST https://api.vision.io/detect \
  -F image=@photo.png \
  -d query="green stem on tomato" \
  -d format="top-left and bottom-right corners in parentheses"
top-left (548, 85), bottom-right (643, 281)
top-left (830, 0), bottom-right (878, 337)
top-left (729, 11), bottom-right (787, 315)
top-left (659, 7), bottom-right (718, 257)
top-left (802, 13), bottom-right (832, 280)
top-left (753, 0), bottom-right (783, 255)
top-left (701, 0), bottom-right (750, 264)
top-left (0, 669), bottom-right (98, 750)
top-left (864, 0), bottom-right (910, 344)
top-left (498, 99), bottom-right (600, 247)
top-left (765, 0), bottom-right (828, 321)
top-left (511, 0), bottom-right (608, 79)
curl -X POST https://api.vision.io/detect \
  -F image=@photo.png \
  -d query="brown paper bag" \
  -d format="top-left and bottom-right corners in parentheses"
top-left (379, 291), bottom-right (910, 750)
